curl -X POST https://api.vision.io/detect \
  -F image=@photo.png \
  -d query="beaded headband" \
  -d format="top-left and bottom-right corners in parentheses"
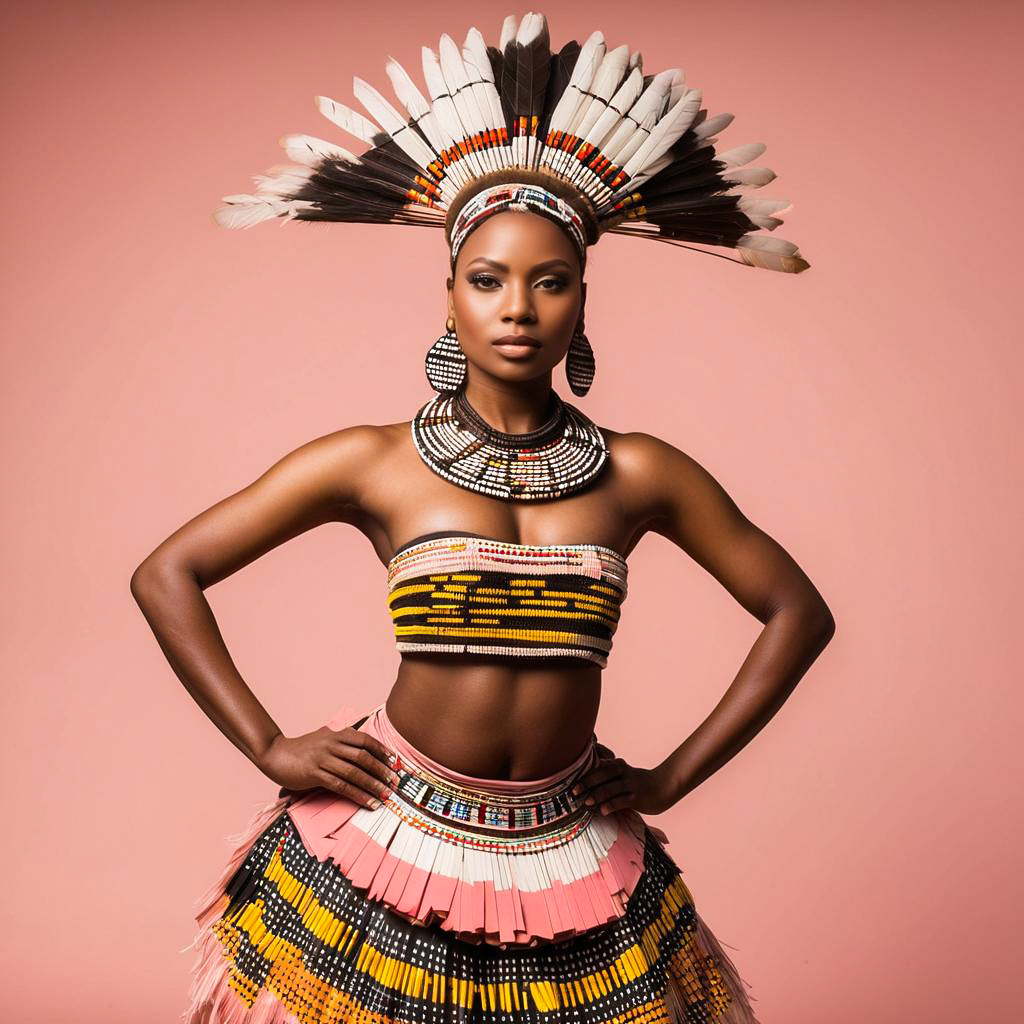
top-left (214, 11), bottom-right (811, 275)
top-left (448, 182), bottom-right (589, 267)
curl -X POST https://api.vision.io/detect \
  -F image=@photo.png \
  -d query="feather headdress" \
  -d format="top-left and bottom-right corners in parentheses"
top-left (216, 11), bottom-right (810, 274)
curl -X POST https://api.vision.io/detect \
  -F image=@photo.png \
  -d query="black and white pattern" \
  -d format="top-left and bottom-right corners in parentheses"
top-left (425, 329), bottom-right (468, 392)
top-left (411, 387), bottom-right (609, 500)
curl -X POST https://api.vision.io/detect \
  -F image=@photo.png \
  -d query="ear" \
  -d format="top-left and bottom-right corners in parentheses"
top-left (446, 276), bottom-right (455, 319)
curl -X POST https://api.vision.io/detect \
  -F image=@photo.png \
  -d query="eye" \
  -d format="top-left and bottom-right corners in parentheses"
top-left (469, 273), bottom-right (500, 289)
top-left (538, 276), bottom-right (568, 291)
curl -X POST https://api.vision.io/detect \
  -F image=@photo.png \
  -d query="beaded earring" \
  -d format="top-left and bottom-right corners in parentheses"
top-left (565, 323), bottom-right (595, 397)
top-left (425, 315), bottom-right (467, 393)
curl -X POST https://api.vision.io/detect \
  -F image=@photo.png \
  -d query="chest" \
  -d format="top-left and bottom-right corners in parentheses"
top-left (362, 431), bottom-right (635, 562)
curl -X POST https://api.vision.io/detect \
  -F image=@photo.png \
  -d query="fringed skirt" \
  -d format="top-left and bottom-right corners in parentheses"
top-left (183, 701), bottom-right (762, 1023)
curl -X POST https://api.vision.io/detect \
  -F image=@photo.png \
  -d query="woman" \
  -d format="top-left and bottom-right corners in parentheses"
top-left (132, 14), bottom-right (832, 1023)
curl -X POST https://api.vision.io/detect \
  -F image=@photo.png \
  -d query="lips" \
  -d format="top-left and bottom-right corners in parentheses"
top-left (492, 334), bottom-right (541, 348)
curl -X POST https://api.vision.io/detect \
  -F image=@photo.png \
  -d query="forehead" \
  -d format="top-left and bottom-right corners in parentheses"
top-left (457, 209), bottom-right (581, 267)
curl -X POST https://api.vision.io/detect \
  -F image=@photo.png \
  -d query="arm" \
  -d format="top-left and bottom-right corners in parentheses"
top-left (129, 425), bottom-right (399, 806)
top-left (578, 433), bottom-right (836, 814)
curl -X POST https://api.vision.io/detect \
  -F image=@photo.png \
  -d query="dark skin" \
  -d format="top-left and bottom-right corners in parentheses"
top-left (131, 209), bottom-right (835, 831)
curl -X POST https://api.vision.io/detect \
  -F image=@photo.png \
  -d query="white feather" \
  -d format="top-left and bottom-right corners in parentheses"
top-left (462, 27), bottom-right (510, 169)
top-left (316, 95), bottom-right (381, 146)
top-left (694, 112), bottom-right (733, 139)
top-left (544, 30), bottom-right (605, 143)
top-left (253, 165), bottom-right (315, 196)
top-left (716, 142), bottom-right (767, 168)
top-left (599, 69), bottom-right (675, 169)
top-left (622, 87), bottom-right (704, 185)
top-left (384, 57), bottom-right (445, 154)
top-left (421, 45), bottom-right (480, 187)
top-left (584, 66), bottom-right (643, 152)
top-left (280, 134), bottom-right (359, 167)
top-left (736, 233), bottom-right (800, 255)
top-left (214, 195), bottom-right (306, 229)
top-left (439, 33), bottom-right (495, 174)
top-left (736, 195), bottom-right (792, 227)
top-left (555, 43), bottom-right (630, 179)
top-left (566, 63), bottom-right (644, 202)
top-left (723, 166), bottom-right (776, 187)
top-left (351, 75), bottom-right (439, 174)
top-left (498, 14), bottom-right (517, 51)
top-left (735, 233), bottom-right (808, 273)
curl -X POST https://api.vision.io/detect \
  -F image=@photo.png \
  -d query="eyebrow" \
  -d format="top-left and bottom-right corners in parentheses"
top-left (465, 257), bottom-right (574, 273)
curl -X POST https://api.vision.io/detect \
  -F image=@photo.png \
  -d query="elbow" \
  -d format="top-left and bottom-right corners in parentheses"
top-left (803, 600), bottom-right (836, 647)
top-left (772, 596), bottom-right (835, 646)
top-left (130, 559), bottom-right (156, 607)
top-left (816, 606), bottom-right (837, 645)
top-left (130, 556), bottom-right (183, 608)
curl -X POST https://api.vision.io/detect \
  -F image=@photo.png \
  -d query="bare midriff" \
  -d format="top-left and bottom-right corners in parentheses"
top-left (384, 653), bottom-right (602, 782)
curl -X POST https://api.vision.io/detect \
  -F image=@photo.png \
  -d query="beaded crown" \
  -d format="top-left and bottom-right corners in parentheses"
top-left (214, 11), bottom-right (810, 275)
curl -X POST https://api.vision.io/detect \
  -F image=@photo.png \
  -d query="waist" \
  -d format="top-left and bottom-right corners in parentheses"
top-left (386, 666), bottom-right (601, 780)
top-left (375, 701), bottom-right (598, 799)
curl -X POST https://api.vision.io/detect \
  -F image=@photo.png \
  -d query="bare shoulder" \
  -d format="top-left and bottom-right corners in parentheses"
top-left (309, 420), bottom-right (407, 463)
top-left (602, 427), bottom-right (688, 475)
top-left (263, 419), bottom-right (409, 510)
top-left (600, 426), bottom-right (742, 526)
top-left (601, 425), bottom-right (702, 487)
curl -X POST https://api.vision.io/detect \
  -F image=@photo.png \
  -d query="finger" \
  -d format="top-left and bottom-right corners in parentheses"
top-left (596, 793), bottom-right (635, 815)
top-left (314, 768), bottom-right (382, 809)
top-left (333, 740), bottom-right (401, 787)
top-left (321, 755), bottom-right (395, 803)
top-left (571, 759), bottom-right (625, 796)
top-left (334, 727), bottom-right (397, 769)
top-left (582, 778), bottom-right (632, 808)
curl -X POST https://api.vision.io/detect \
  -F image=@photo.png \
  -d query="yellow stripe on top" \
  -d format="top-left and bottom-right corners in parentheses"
top-left (385, 534), bottom-right (628, 668)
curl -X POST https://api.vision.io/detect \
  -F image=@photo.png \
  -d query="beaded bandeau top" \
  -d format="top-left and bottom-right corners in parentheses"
top-left (386, 532), bottom-right (629, 668)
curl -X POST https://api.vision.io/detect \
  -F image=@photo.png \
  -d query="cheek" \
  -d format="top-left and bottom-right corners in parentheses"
top-left (542, 291), bottom-right (581, 328)
top-left (452, 285), bottom-right (497, 328)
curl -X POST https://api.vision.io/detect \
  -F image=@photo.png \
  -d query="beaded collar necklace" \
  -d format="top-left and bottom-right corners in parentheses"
top-left (410, 387), bottom-right (609, 501)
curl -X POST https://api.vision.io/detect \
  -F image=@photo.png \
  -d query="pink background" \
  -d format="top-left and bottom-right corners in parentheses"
top-left (2, 1), bottom-right (1020, 1020)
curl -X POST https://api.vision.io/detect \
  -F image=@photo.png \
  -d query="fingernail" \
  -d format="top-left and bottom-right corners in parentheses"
top-left (571, 785), bottom-right (581, 796)
top-left (390, 771), bottom-right (401, 784)
top-left (584, 796), bottom-right (594, 805)
top-left (387, 751), bottom-right (397, 765)
top-left (370, 798), bottom-right (382, 809)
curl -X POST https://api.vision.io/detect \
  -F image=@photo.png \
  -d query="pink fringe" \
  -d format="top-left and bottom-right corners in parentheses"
top-left (188, 792), bottom-right (294, 933)
top-left (285, 775), bottom-right (650, 945)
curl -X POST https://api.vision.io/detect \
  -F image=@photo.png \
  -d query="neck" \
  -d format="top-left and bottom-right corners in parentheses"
top-left (460, 374), bottom-right (556, 435)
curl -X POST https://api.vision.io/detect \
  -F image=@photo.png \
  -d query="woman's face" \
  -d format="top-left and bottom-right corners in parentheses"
top-left (448, 210), bottom-right (585, 386)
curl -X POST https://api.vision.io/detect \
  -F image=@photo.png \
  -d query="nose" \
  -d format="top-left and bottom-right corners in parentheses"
top-left (501, 278), bottom-right (537, 324)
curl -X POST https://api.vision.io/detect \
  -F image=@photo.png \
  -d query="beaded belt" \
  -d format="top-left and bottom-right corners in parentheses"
top-left (384, 736), bottom-right (600, 851)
